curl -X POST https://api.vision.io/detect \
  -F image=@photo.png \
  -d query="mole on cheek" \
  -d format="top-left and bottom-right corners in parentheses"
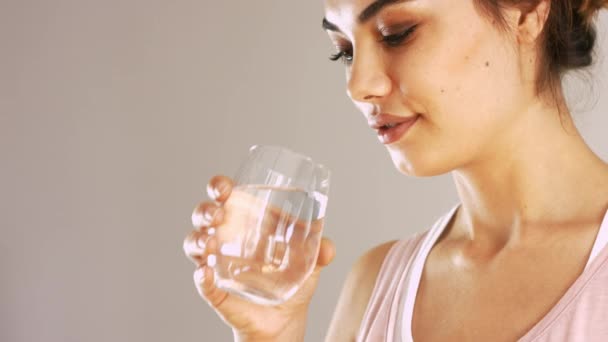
top-left (485, 61), bottom-right (490, 67)
top-left (440, 88), bottom-right (445, 93)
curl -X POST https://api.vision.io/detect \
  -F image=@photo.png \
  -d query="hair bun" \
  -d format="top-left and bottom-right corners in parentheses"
top-left (578, 0), bottom-right (608, 25)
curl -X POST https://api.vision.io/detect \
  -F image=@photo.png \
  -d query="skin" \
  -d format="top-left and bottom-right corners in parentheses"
top-left (184, 175), bottom-right (336, 342)
top-left (323, 0), bottom-right (608, 341)
top-left (185, 0), bottom-right (608, 341)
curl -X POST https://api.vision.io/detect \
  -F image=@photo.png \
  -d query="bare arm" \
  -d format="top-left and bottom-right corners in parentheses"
top-left (325, 240), bottom-right (398, 342)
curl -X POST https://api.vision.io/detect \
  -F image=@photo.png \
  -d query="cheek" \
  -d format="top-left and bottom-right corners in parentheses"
top-left (386, 23), bottom-right (522, 175)
top-left (401, 16), bottom-right (520, 133)
top-left (400, 7), bottom-right (518, 107)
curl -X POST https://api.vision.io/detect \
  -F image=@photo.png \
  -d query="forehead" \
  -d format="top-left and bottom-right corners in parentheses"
top-left (323, 0), bottom-right (361, 16)
top-left (323, 0), bottom-right (360, 31)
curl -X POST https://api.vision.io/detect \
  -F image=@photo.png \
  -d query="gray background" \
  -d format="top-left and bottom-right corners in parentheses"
top-left (2, 1), bottom-right (607, 341)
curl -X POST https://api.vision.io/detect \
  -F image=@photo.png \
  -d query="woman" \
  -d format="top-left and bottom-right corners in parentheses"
top-left (184, 0), bottom-right (608, 340)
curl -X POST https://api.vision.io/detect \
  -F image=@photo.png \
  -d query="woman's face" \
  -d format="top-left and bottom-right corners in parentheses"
top-left (323, 0), bottom-right (535, 176)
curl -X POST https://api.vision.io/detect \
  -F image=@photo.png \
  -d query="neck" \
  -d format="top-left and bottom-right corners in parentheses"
top-left (451, 98), bottom-right (608, 249)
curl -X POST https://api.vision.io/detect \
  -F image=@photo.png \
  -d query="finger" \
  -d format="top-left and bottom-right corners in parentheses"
top-left (301, 237), bottom-right (335, 284)
top-left (193, 265), bottom-right (229, 309)
top-left (299, 237), bottom-right (335, 295)
top-left (204, 236), bottom-right (219, 255)
top-left (191, 202), bottom-right (225, 229)
top-left (316, 237), bottom-right (335, 267)
top-left (183, 230), bottom-right (211, 265)
top-left (207, 175), bottom-right (234, 203)
top-left (225, 189), bottom-right (309, 235)
top-left (308, 217), bottom-right (324, 234)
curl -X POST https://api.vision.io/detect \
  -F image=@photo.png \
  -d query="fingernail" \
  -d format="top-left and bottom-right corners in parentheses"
top-left (197, 236), bottom-right (207, 249)
top-left (194, 267), bottom-right (205, 281)
top-left (203, 207), bottom-right (217, 224)
top-left (218, 182), bottom-right (229, 196)
top-left (207, 254), bottom-right (217, 267)
top-left (192, 211), bottom-right (205, 227)
top-left (206, 184), bottom-right (221, 199)
top-left (193, 208), bottom-right (217, 228)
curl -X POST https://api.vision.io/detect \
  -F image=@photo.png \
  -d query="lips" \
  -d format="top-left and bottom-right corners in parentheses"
top-left (368, 113), bottom-right (419, 130)
top-left (371, 114), bottom-right (420, 144)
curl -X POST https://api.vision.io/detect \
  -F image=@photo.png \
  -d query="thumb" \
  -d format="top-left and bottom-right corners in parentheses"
top-left (315, 237), bottom-right (335, 268)
top-left (289, 237), bottom-right (334, 303)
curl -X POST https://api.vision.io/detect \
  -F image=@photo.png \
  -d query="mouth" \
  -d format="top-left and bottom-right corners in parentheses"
top-left (375, 115), bottom-right (420, 144)
top-left (368, 113), bottom-right (419, 129)
top-left (377, 122), bottom-right (402, 132)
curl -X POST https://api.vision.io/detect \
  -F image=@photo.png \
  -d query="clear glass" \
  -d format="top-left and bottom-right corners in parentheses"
top-left (212, 145), bottom-right (330, 305)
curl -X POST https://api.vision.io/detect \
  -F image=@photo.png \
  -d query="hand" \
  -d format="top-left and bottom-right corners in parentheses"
top-left (183, 175), bottom-right (336, 341)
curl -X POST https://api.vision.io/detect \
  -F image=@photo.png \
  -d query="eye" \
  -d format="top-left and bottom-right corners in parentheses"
top-left (328, 47), bottom-right (353, 65)
top-left (326, 25), bottom-right (417, 65)
top-left (380, 25), bottom-right (417, 47)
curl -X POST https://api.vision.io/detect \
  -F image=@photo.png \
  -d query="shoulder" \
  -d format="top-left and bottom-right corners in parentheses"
top-left (325, 236), bottom-right (423, 342)
top-left (352, 240), bottom-right (401, 284)
top-left (325, 206), bottom-right (459, 339)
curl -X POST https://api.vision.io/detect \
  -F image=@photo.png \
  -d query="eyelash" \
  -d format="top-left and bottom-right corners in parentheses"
top-left (329, 25), bottom-right (418, 65)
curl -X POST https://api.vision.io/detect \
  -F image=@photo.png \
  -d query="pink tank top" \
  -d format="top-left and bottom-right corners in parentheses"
top-left (357, 203), bottom-right (608, 342)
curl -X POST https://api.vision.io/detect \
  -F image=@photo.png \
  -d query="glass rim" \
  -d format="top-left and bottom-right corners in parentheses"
top-left (248, 144), bottom-right (330, 175)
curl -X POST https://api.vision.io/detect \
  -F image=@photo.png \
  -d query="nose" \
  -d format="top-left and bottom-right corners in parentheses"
top-left (346, 44), bottom-right (392, 104)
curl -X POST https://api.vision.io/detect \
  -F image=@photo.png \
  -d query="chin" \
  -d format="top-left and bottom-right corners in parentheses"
top-left (388, 148), bottom-right (452, 178)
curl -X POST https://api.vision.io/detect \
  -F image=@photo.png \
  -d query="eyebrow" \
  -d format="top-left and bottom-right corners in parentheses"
top-left (322, 0), bottom-right (411, 33)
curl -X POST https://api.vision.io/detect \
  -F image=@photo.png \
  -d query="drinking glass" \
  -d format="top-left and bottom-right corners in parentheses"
top-left (212, 145), bottom-right (330, 305)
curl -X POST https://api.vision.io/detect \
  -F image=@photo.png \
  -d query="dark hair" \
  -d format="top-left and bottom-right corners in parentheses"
top-left (472, 0), bottom-right (607, 105)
